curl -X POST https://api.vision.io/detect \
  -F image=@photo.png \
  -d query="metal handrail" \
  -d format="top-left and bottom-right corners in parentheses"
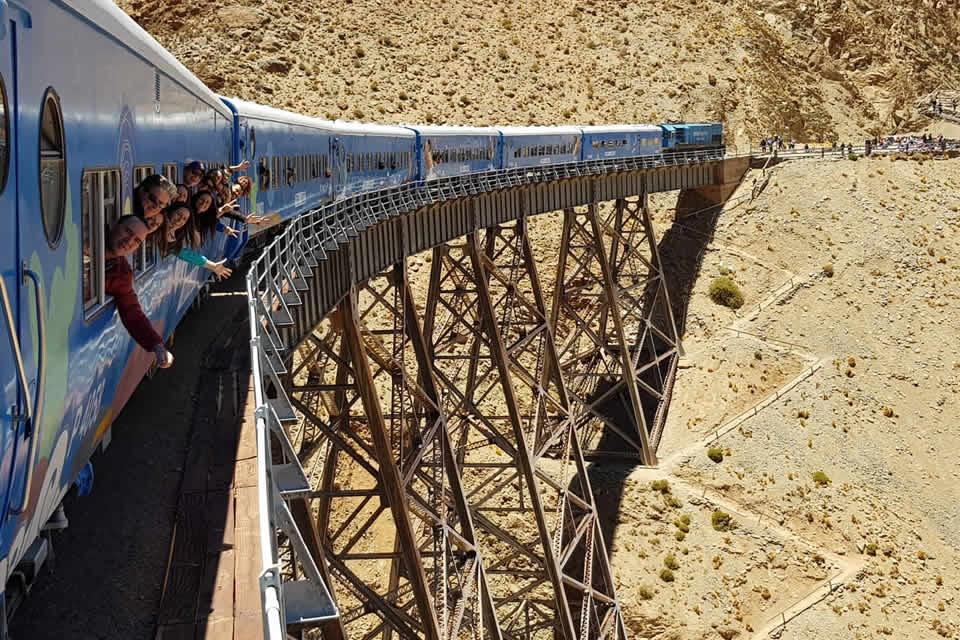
top-left (0, 275), bottom-right (32, 424)
top-left (8, 267), bottom-right (46, 517)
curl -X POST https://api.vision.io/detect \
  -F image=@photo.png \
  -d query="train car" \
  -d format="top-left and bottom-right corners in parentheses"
top-left (405, 125), bottom-right (501, 181)
top-left (220, 97), bottom-right (333, 236)
top-left (499, 126), bottom-right (582, 170)
top-left (0, 0), bottom-right (233, 615)
top-left (660, 122), bottom-right (724, 151)
top-left (332, 121), bottom-right (417, 199)
top-left (579, 125), bottom-right (662, 162)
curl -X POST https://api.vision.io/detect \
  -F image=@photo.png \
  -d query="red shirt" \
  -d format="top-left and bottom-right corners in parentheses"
top-left (104, 257), bottom-right (163, 352)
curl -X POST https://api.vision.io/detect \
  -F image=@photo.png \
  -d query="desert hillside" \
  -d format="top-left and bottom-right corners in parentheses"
top-left (120, 0), bottom-right (958, 145)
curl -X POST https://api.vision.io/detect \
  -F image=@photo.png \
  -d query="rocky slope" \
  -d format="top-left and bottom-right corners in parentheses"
top-left (120, 0), bottom-right (958, 146)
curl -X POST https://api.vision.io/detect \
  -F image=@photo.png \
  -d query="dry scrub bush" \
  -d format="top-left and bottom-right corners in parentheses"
top-left (823, 263), bottom-right (834, 277)
top-left (812, 471), bottom-right (831, 487)
top-left (712, 510), bottom-right (736, 531)
top-left (650, 479), bottom-right (671, 494)
top-left (708, 277), bottom-right (744, 309)
top-left (707, 447), bottom-right (724, 463)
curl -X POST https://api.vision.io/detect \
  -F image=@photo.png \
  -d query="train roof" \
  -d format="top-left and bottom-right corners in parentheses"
top-left (221, 98), bottom-right (415, 137)
top-left (69, 0), bottom-right (233, 120)
top-left (661, 122), bottom-right (721, 131)
top-left (406, 125), bottom-right (501, 137)
top-left (220, 97), bottom-right (336, 131)
top-left (580, 125), bottom-right (662, 133)
top-left (498, 126), bottom-right (583, 136)
top-left (329, 121), bottom-right (416, 137)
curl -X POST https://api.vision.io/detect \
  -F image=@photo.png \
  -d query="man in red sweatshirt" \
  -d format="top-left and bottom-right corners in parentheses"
top-left (104, 215), bottom-right (174, 368)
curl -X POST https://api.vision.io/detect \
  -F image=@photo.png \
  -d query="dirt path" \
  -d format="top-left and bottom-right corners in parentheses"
top-left (9, 277), bottom-right (247, 640)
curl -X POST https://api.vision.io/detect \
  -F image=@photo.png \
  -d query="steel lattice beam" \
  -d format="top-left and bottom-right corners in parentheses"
top-left (275, 191), bottom-right (678, 640)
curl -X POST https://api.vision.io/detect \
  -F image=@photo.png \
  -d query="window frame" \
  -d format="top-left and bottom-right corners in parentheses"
top-left (0, 73), bottom-right (9, 194)
top-left (81, 167), bottom-right (122, 320)
top-left (132, 164), bottom-right (158, 278)
top-left (162, 162), bottom-right (178, 184)
top-left (39, 87), bottom-right (67, 248)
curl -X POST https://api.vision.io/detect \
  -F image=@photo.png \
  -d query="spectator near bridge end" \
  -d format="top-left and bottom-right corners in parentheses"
top-left (104, 215), bottom-right (174, 369)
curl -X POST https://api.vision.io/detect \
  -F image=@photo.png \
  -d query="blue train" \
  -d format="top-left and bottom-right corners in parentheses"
top-left (0, 0), bottom-right (722, 626)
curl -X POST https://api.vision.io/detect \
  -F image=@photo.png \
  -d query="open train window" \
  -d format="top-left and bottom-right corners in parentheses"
top-left (132, 165), bottom-right (157, 277)
top-left (0, 74), bottom-right (8, 194)
top-left (259, 157), bottom-right (270, 191)
top-left (162, 162), bottom-right (178, 184)
top-left (40, 88), bottom-right (66, 248)
top-left (81, 168), bottom-right (120, 315)
top-left (249, 128), bottom-right (256, 159)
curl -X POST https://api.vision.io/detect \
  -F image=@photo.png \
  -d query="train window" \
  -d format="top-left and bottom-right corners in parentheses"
top-left (133, 165), bottom-right (153, 186)
top-left (377, 153), bottom-right (385, 171)
top-left (273, 156), bottom-right (281, 185)
top-left (162, 162), bottom-right (178, 184)
top-left (259, 157), bottom-right (270, 191)
top-left (81, 172), bottom-right (102, 311)
top-left (81, 168), bottom-right (121, 315)
top-left (0, 74), bottom-right (8, 194)
top-left (39, 88), bottom-right (67, 248)
top-left (132, 165), bottom-right (155, 276)
top-left (250, 128), bottom-right (256, 159)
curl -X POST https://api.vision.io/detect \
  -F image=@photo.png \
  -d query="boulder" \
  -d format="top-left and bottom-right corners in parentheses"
top-left (258, 57), bottom-right (291, 74)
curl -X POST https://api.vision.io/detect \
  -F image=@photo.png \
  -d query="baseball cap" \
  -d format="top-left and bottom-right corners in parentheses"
top-left (185, 161), bottom-right (205, 172)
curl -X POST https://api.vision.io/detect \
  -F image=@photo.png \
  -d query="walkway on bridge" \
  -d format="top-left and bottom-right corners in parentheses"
top-left (154, 312), bottom-right (264, 640)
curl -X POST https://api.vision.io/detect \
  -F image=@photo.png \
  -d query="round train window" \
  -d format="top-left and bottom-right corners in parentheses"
top-left (250, 127), bottom-right (256, 158)
top-left (0, 75), bottom-right (9, 193)
top-left (39, 89), bottom-right (66, 247)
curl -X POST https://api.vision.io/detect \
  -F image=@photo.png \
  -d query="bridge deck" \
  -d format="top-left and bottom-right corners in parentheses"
top-left (155, 363), bottom-right (264, 640)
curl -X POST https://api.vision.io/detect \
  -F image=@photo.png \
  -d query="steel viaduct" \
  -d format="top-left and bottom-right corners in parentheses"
top-left (246, 151), bottom-right (752, 640)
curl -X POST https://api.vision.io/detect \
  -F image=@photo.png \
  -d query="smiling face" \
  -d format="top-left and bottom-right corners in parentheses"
top-left (194, 192), bottom-right (213, 214)
top-left (183, 167), bottom-right (202, 187)
top-left (144, 213), bottom-right (164, 233)
top-left (167, 205), bottom-right (191, 232)
top-left (108, 217), bottom-right (148, 257)
top-left (141, 186), bottom-right (171, 218)
top-left (176, 185), bottom-right (189, 203)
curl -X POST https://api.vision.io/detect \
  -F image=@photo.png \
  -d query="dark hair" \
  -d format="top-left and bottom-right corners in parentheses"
top-left (191, 190), bottom-right (219, 242)
top-left (164, 204), bottom-right (201, 256)
top-left (234, 176), bottom-right (252, 197)
top-left (137, 174), bottom-right (177, 199)
top-left (116, 214), bottom-right (144, 227)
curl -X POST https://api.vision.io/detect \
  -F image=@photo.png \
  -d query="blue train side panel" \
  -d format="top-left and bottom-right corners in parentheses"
top-left (333, 122), bottom-right (417, 199)
top-left (661, 123), bottom-right (724, 150)
top-left (221, 98), bottom-right (333, 236)
top-left (500, 126), bottom-right (582, 169)
top-left (580, 125), bottom-right (662, 162)
top-left (406, 126), bottom-right (500, 181)
top-left (0, 0), bottom-right (232, 586)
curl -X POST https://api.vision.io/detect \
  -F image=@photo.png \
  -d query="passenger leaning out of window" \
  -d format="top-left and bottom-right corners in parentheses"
top-left (104, 215), bottom-right (174, 369)
top-left (182, 161), bottom-right (206, 188)
top-left (134, 174), bottom-right (177, 229)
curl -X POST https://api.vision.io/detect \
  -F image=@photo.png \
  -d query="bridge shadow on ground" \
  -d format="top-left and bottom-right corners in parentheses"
top-left (574, 192), bottom-right (725, 567)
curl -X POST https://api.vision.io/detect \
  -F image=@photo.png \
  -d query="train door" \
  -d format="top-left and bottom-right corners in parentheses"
top-left (12, 7), bottom-right (55, 525)
top-left (0, 10), bottom-right (22, 519)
